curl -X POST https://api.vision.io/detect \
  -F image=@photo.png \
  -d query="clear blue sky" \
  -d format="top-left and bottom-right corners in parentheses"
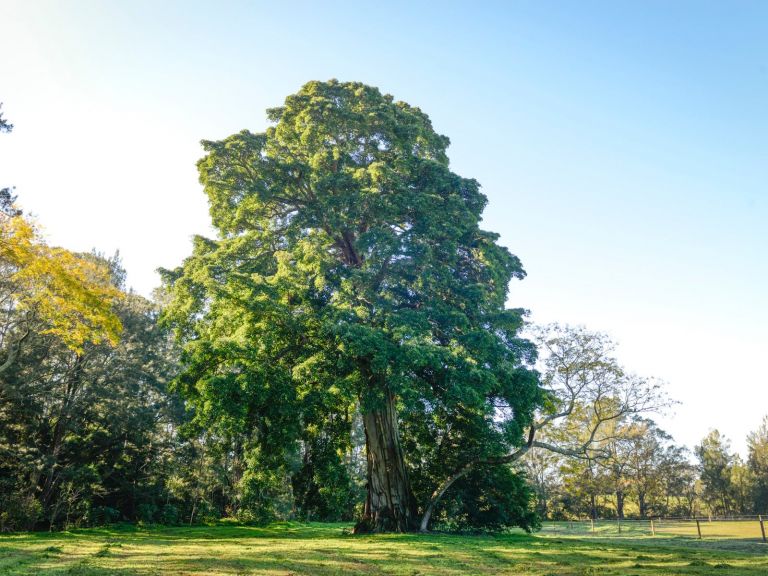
top-left (2, 0), bottom-right (766, 455)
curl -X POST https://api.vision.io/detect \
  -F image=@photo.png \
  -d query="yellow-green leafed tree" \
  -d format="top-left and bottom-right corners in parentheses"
top-left (0, 213), bottom-right (122, 372)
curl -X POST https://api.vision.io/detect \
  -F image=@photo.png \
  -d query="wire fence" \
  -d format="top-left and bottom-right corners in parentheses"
top-left (538, 515), bottom-right (768, 542)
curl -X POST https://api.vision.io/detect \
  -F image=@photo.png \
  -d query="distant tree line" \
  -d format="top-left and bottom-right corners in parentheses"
top-left (526, 416), bottom-right (768, 520)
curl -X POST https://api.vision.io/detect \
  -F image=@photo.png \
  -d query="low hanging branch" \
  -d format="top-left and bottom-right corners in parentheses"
top-left (419, 324), bottom-right (672, 532)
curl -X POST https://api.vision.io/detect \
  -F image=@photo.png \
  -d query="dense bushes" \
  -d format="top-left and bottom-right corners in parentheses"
top-left (428, 467), bottom-right (539, 533)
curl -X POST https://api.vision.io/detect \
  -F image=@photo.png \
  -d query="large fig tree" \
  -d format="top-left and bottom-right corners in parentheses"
top-left (161, 80), bottom-right (539, 532)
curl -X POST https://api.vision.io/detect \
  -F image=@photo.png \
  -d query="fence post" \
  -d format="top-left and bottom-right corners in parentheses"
top-left (696, 519), bottom-right (702, 540)
top-left (617, 518), bottom-right (622, 534)
top-left (760, 515), bottom-right (766, 544)
top-left (591, 518), bottom-right (595, 534)
top-left (650, 519), bottom-right (655, 536)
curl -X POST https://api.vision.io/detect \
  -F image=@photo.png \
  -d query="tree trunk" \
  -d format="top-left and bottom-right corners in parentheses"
top-left (616, 490), bottom-right (625, 519)
top-left (41, 354), bottom-right (84, 509)
top-left (354, 389), bottom-right (416, 533)
top-left (419, 461), bottom-right (473, 533)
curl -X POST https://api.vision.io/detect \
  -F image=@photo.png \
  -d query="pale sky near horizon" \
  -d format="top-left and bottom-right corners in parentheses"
top-left (1, 0), bottom-right (766, 457)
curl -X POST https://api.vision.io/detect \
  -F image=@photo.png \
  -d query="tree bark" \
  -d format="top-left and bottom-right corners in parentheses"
top-left (40, 354), bottom-right (84, 511)
top-left (616, 490), bottom-right (625, 519)
top-left (419, 460), bottom-right (475, 533)
top-left (354, 389), bottom-right (417, 533)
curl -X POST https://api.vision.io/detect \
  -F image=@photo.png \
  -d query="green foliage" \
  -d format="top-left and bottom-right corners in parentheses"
top-left (238, 454), bottom-right (293, 524)
top-left (292, 424), bottom-right (361, 521)
top-left (747, 416), bottom-right (768, 513)
top-left (86, 506), bottom-right (121, 526)
top-left (519, 325), bottom-right (685, 521)
top-left (0, 187), bottom-right (21, 217)
top-left (431, 466), bottom-right (539, 532)
top-left (696, 430), bottom-right (737, 516)
top-left (532, 417), bottom-right (765, 521)
top-left (0, 253), bottom-right (183, 530)
top-left (0, 102), bottom-right (12, 133)
top-left (0, 493), bottom-right (41, 532)
top-left (159, 504), bottom-right (180, 526)
top-left (137, 503), bottom-right (159, 525)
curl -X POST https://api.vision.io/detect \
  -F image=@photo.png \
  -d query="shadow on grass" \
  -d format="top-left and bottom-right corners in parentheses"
top-left (3, 521), bottom-right (345, 544)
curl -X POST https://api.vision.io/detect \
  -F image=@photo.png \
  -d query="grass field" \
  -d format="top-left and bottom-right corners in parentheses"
top-left (1, 522), bottom-right (767, 575)
top-left (539, 519), bottom-right (768, 541)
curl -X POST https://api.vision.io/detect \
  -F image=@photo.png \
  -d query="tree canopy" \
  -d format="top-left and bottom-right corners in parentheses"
top-left (0, 214), bottom-right (122, 368)
top-left (0, 103), bottom-right (12, 134)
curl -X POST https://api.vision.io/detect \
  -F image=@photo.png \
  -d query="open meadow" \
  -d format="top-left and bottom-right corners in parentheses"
top-left (1, 523), bottom-right (767, 576)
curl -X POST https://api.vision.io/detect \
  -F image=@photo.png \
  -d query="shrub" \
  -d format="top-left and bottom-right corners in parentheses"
top-left (137, 503), bottom-right (158, 525)
top-left (430, 466), bottom-right (540, 533)
top-left (88, 505), bottom-right (121, 526)
top-left (0, 494), bottom-right (41, 532)
top-left (159, 503), bottom-right (179, 525)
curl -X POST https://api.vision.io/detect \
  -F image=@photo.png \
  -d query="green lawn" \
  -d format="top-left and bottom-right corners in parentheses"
top-left (539, 519), bottom-right (768, 541)
top-left (0, 522), bottom-right (766, 575)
